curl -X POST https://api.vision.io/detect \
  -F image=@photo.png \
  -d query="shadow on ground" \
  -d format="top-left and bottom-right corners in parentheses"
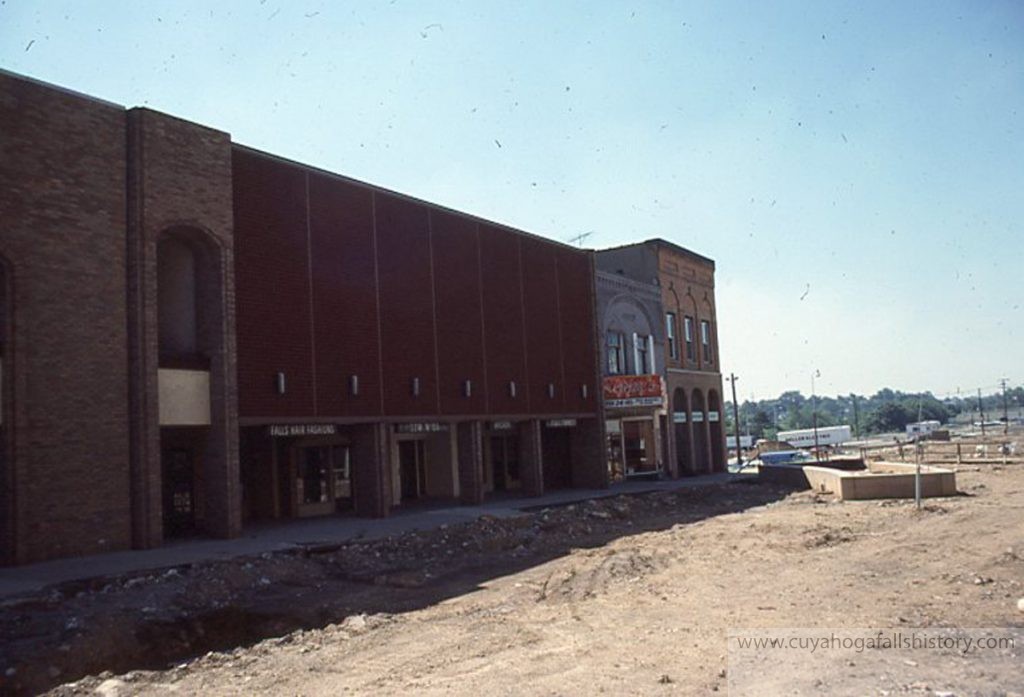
top-left (3, 479), bottom-right (796, 695)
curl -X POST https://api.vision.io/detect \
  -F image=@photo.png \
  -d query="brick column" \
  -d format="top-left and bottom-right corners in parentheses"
top-left (127, 107), bottom-right (241, 545)
top-left (518, 419), bottom-right (544, 497)
top-left (457, 421), bottom-right (485, 505)
top-left (702, 416), bottom-right (714, 474)
top-left (570, 417), bottom-right (609, 489)
top-left (352, 422), bottom-right (391, 518)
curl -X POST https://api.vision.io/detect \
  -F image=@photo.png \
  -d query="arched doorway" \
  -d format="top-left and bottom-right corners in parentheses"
top-left (691, 389), bottom-right (709, 472)
top-left (708, 390), bottom-right (725, 472)
top-left (673, 388), bottom-right (692, 476)
top-left (0, 258), bottom-right (12, 565)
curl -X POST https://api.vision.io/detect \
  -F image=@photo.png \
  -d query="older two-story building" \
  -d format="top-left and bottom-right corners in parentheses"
top-left (597, 240), bottom-right (726, 475)
top-left (595, 270), bottom-right (667, 480)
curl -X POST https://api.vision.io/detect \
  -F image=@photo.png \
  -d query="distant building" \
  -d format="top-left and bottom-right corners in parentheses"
top-left (597, 240), bottom-right (726, 474)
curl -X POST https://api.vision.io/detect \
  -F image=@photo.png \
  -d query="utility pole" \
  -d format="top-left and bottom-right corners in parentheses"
top-left (851, 393), bottom-right (860, 439)
top-left (1000, 378), bottom-right (1010, 435)
top-left (729, 373), bottom-right (742, 469)
top-left (812, 370), bottom-right (821, 462)
top-left (978, 388), bottom-right (986, 436)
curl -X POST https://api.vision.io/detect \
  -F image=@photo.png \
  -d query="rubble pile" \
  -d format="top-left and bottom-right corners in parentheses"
top-left (1, 482), bottom-right (783, 696)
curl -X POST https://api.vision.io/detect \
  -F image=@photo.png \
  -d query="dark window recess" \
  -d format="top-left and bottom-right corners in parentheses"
top-left (684, 316), bottom-right (695, 362)
top-left (607, 331), bottom-right (625, 374)
top-left (666, 312), bottom-right (678, 360)
top-left (701, 320), bottom-right (713, 363)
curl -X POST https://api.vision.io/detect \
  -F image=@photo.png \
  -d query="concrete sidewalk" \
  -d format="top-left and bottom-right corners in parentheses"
top-left (0, 473), bottom-right (738, 600)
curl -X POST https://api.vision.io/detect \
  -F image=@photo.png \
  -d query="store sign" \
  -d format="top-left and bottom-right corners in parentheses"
top-left (709, 411), bottom-right (720, 422)
top-left (268, 424), bottom-right (337, 437)
top-left (672, 412), bottom-right (687, 423)
top-left (395, 422), bottom-right (449, 434)
top-left (602, 374), bottom-right (666, 409)
top-left (545, 419), bottom-right (577, 428)
top-left (490, 421), bottom-right (515, 431)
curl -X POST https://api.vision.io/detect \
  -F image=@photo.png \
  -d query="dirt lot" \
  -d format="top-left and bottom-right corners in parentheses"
top-left (2, 446), bottom-right (1022, 696)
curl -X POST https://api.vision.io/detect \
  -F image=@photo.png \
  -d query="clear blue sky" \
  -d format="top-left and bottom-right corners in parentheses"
top-left (2, 1), bottom-right (1021, 400)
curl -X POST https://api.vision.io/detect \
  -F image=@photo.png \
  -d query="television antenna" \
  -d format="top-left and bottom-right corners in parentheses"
top-left (567, 230), bottom-right (594, 247)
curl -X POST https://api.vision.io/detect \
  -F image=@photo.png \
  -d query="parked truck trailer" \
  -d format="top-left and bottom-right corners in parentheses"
top-left (776, 425), bottom-right (852, 449)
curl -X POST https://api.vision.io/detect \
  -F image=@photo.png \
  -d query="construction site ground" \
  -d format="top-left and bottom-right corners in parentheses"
top-left (2, 434), bottom-right (1022, 696)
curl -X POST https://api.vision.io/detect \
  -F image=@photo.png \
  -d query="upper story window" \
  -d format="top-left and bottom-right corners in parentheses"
top-left (157, 236), bottom-right (199, 358)
top-left (700, 319), bottom-right (713, 363)
top-left (666, 312), bottom-right (678, 360)
top-left (607, 331), bottom-right (626, 375)
top-left (684, 316), bottom-right (695, 362)
top-left (634, 334), bottom-right (651, 374)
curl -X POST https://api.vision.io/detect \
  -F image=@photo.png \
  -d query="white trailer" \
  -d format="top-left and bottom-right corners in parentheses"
top-left (777, 425), bottom-right (852, 449)
top-left (906, 420), bottom-right (941, 437)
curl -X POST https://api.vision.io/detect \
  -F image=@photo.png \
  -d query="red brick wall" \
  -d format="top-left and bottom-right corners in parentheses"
top-left (375, 193), bottom-right (439, 415)
top-left (309, 173), bottom-right (382, 417)
top-left (479, 224), bottom-right (529, 415)
top-left (558, 248), bottom-right (599, 413)
top-left (522, 237), bottom-right (565, 411)
top-left (431, 211), bottom-right (487, 415)
top-left (233, 150), bottom-right (316, 417)
top-left (232, 149), bottom-right (599, 422)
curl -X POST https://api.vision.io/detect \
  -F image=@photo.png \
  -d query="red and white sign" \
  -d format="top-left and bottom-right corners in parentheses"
top-left (603, 375), bottom-right (665, 409)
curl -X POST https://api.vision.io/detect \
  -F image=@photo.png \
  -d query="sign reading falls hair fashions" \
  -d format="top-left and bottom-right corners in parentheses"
top-left (268, 424), bottom-right (338, 437)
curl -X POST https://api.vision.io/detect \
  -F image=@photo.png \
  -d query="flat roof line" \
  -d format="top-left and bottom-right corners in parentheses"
top-left (232, 143), bottom-right (588, 255)
top-left (0, 68), bottom-right (124, 111)
top-left (598, 238), bottom-right (716, 268)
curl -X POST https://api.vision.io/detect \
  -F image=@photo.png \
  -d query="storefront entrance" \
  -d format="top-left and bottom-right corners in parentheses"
top-left (296, 443), bottom-right (354, 517)
top-left (622, 419), bottom-right (656, 475)
top-left (488, 434), bottom-right (521, 493)
top-left (398, 439), bottom-right (427, 501)
top-left (606, 417), bottom-right (659, 480)
top-left (161, 446), bottom-right (197, 537)
top-left (542, 425), bottom-right (572, 490)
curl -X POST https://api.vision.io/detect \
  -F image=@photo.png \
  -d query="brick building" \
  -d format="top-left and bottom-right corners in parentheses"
top-left (596, 240), bottom-right (727, 475)
top-left (0, 70), bottom-right (606, 565)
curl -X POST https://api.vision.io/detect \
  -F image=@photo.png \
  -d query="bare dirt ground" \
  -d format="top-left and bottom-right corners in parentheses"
top-left (3, 442), bottom-right (1022, 696)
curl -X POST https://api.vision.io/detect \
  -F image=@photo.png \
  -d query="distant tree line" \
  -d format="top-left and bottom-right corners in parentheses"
top-left (724, 386), bottom-right (1024, 439)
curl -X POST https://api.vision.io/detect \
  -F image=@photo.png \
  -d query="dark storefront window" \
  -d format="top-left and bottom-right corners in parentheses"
top-left (301, 447), bottom-right (329, 504)
top-left (299, 445), bottom-right (354, 508)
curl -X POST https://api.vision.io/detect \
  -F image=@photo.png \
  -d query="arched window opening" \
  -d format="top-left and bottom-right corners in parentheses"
top-left (691, 388), bottom-right (709, 472)
top-left (708, 390), bottom-right (725, 471)
top-left (673, 388), bottom-right (692, 475)
top-left (157, 236), bottom-right (199, 359)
